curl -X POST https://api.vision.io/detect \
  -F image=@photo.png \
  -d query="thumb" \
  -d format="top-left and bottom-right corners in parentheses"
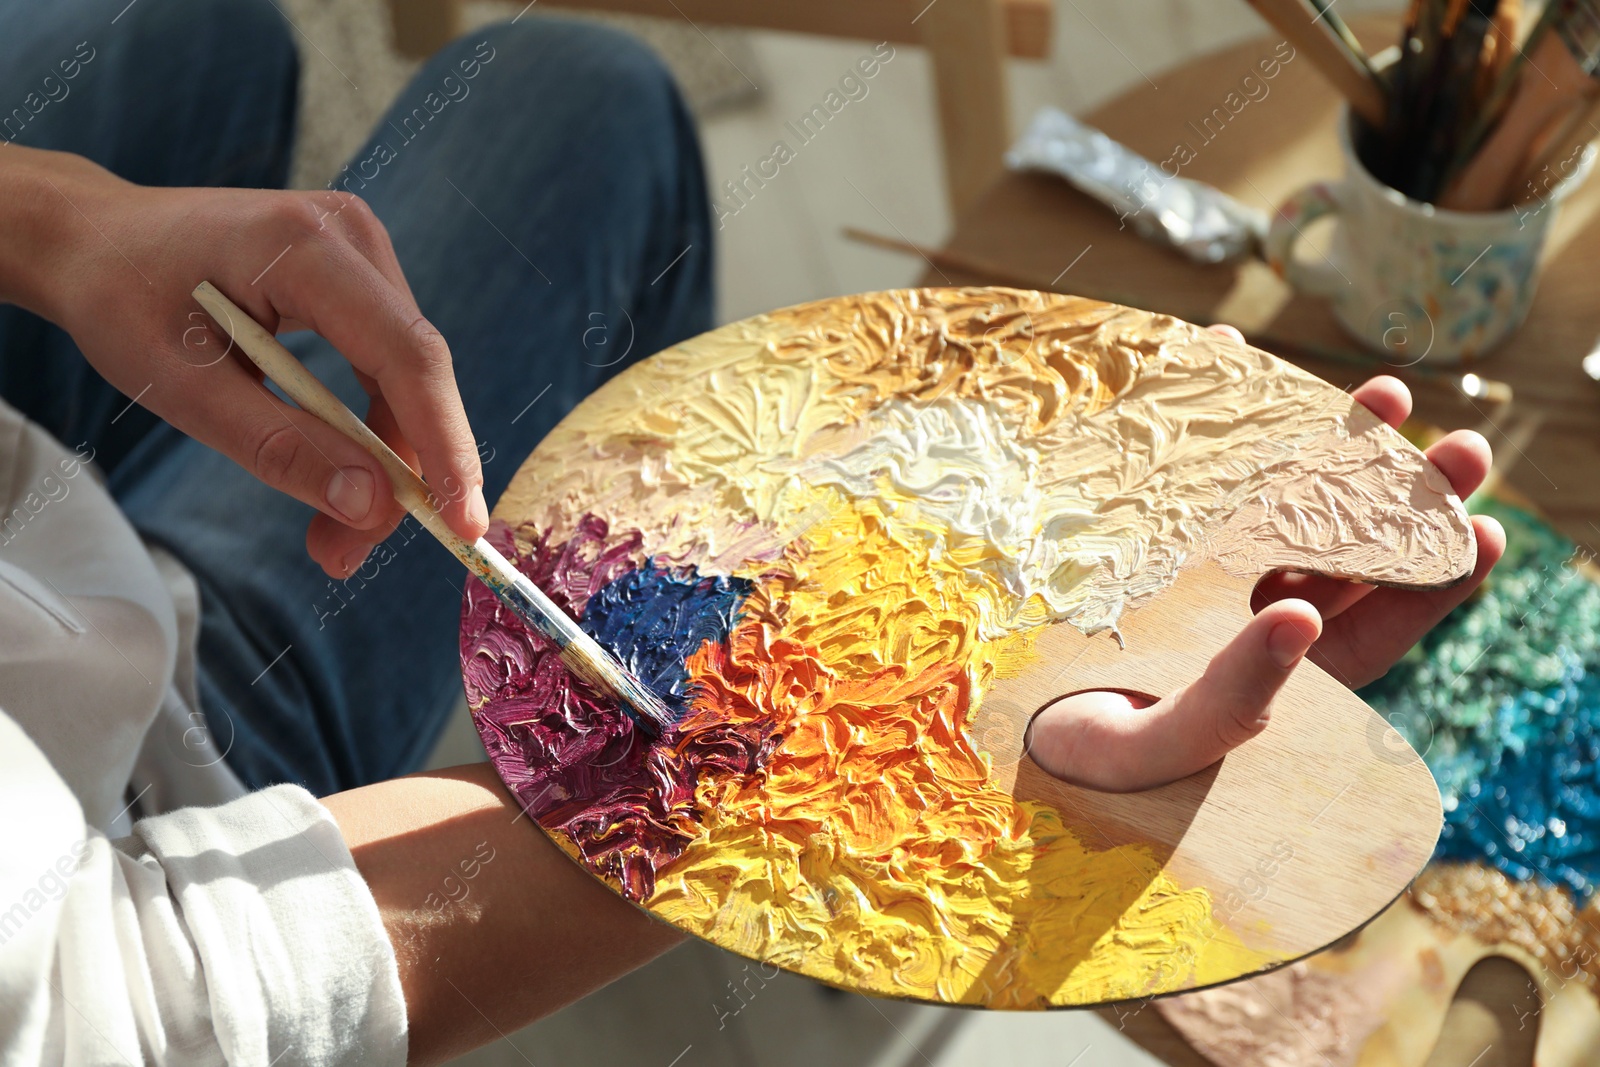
top-left (1026, 599), bottom-right (1322, 792)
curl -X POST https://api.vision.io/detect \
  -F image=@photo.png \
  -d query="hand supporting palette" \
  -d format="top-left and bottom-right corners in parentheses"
top-left (459, 288), bottom-right (1474, 1007)
top-left (1158, 495), bottom-right (1600, 1066)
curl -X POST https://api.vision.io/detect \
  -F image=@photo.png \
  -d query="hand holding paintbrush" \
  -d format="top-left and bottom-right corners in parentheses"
top-left (191, 281), bottom-right (675, 735)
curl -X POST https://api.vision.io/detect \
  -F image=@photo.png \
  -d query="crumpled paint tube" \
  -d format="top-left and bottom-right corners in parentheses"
top-left (1006, 107), bottom-right (1267, 264)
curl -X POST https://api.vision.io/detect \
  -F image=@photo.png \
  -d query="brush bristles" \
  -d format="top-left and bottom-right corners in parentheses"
top-left (560, 644), bottom-right (675, 734)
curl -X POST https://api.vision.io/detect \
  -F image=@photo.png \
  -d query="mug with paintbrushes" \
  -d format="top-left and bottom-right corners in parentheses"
top-left (1265, 107), bottom-right (1594, 365)
top-left (1263, 0), bottom-right (1600, 365)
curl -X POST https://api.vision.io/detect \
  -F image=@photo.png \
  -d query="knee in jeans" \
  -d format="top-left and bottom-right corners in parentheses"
top-left (447, 17), bottom-right (690, 149)
top-left (125, 0), bottom-right (297, 86)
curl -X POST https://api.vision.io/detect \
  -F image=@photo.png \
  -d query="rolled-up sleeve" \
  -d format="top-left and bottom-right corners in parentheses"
top-left (0, 713), bottom-right (407, 1067)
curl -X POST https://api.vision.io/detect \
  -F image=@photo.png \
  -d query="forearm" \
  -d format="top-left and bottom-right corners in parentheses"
top-left (320, 762), bottom-right (684, 1067)
top-left (0, 145), bottom-right (118, 320)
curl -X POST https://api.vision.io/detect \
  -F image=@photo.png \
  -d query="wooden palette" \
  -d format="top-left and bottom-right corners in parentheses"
top-left (1156, 868), bottom-right (1600, 1066)
top-left (459, 287), bottom-right (1475, 1008)
top-left (1152, 500), bottom-right (1600, 1067)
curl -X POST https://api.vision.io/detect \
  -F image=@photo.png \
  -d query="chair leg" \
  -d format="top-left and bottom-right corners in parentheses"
top-left (920, 0), bottom-right (1012, 217)
top-left (387, 0), bottom-right (463, 58)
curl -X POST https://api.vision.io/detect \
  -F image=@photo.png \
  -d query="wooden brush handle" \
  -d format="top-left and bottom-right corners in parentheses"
top-left (190, 281), bottom-right (591, 651)
top-left (193, 281), bottom-right (675, 732)
top-left (1443, 31), bottom-right (1598, 208)
top-left (1243, 0), bottom-right (1386, 127)
top-left (1508, 92), bottom-right (1600, 198)
top-left (1486, 0), bottom-right (1524, 89)
top-left (191, 281), bottom-right (470, 555)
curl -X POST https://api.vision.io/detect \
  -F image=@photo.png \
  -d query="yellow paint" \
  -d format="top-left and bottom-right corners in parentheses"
top-left (648, 492), bottom-right (1266, 1005)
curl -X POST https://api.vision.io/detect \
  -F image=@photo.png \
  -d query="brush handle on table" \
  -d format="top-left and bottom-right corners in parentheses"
top-left (1243, 0), bottom-right (1387, 127)
top-left (189, 281), bottom-right (597, 658)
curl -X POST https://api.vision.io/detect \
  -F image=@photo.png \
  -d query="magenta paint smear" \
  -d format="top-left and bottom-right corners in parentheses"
top-left (460, 517), bottom-right (771, 900)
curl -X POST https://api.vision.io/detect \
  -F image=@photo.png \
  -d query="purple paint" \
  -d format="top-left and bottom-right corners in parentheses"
top-left (460, 516), bottom-right (777, 900)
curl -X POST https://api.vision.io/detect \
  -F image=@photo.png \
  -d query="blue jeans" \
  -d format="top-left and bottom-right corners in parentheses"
top-left (0, 0), bottom-right (714, 794)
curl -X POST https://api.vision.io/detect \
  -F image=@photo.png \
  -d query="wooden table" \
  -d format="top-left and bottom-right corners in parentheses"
top-left (909, 15), bottom-right (1597, 1067)
top-left (918, 16), bottom-right (1600, 557)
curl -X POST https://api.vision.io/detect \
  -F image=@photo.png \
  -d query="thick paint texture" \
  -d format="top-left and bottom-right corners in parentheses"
top-left (653, 493), bottom-right (1264, 1005)
top-left (464, 289), bottom-right (1470, 1006)
top-left (501, 290), bottom-right (1470, 634)
top-left (462, 517), bottom-right (773, 899)
top-left (1364, 497), bottom-right (1600, 903)
top-left (582, 555), bottom-right (754, 720)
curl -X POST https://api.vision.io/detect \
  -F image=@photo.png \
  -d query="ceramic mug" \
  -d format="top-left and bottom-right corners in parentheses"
top-left (1265, 113), bottom-right (1595, 365)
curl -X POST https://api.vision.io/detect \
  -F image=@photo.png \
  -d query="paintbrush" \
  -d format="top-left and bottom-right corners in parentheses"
top-left (1379, 0), bottom-right (1429, 185)
top-left (1243, 0), bottom-right (1388, 127)
top-left (1443, 0), bottom-right (1600, 208)
top-left (1390, 0), bottom-right (1457, 193)
top-left (1306, 0), bottom-right (1384, 82)
top-left (1436, 0), bottom-right (1564, 191)
top-left (1467, 0), bottom-right (1521, 155)
top-left (191, 281), bottom-right (676, 735)
top-left (1401, 0), bottom-right (1469, 197)
top-left (1412, 0), bottom-right (1502, 200)
top-left (1482, 0), bottom-right (1523, 89)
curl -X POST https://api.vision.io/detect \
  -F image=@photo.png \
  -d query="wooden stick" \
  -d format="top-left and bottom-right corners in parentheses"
top-left (1305, 0), bottom-right (1384, 82)
top-left (1242, 0), bottom-right (1388, 127)
top-left (190, 281), bottom-right (675, 734)
top-left (1484, 0), bottom-right (1523, 88)
top-left (1390, 0), bottom-right (1458, 194)
top-left (921, 0), bottom-right (1012, 214)
top-left (1507, 89), bottom-right (1600, 198)
top-left (1410, 0), bottom-right (1501, 201)
top-left (1436, 0), bottom-right (1561, 193)
top-left (1379, 0), bottom-right (1429, 185)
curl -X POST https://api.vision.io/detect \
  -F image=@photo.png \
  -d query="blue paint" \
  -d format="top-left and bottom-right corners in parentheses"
top-left (1435, 663), bottom-right (1600, 900)
top-left (580, 560), bottom-right (755, 721)
top-left (1362, 498), bottom-right (1600, 902)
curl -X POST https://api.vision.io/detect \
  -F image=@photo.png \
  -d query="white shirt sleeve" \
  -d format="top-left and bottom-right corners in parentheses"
top-left (0, 712), bottom-right (408, 1067)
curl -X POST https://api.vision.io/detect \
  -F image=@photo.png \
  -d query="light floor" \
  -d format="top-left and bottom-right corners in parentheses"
top-left (408, 1), bottom-right (1405, 1063)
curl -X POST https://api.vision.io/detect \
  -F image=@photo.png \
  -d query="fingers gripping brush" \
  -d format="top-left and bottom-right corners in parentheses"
top-left (192, 281), bottom-right (675, 735)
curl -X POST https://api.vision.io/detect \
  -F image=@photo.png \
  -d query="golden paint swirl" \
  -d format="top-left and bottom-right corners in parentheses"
top-left (650, 492), bottom-right (1264, 1005)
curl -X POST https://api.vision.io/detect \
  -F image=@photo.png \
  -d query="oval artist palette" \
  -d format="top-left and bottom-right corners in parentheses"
top-left (459, 288), bottom-right (1475, 1008)
top-left (1157, 497), bottom-right (1600, 1066)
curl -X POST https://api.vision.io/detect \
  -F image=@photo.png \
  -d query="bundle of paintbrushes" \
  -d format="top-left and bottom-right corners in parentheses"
top-left (1245, 0), bottom-right (1600, 209)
